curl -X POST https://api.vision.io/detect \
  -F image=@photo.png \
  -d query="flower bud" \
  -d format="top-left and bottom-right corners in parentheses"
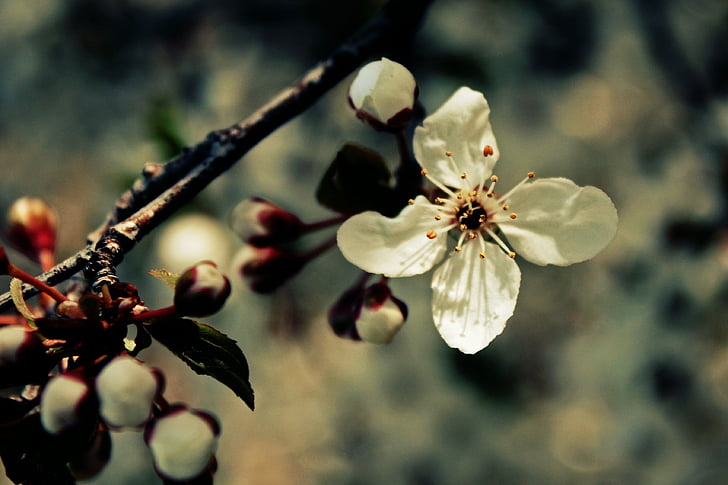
top-left (356, 283), bottom-right (408, 344)
top-left (173, 261), bottom-right (231, 317)
top-left (4, 197), bottom-right (57, 264)
top-left (95, 356), bottom-right (162, 428)
top-left (0, 325), bottom-right (51, 386)
top-left (145, 407), bottom-right (220, 482)
top-left (348, 57), bottom-right (418, 131)
top-left (234, 245), bottom-right (304, 293)
top-left (230, 197), bottom-right (303, 247)
top-left (40, 373), bottom-right (94, 436)
top-left (328, 282), bottom-right (408, 344)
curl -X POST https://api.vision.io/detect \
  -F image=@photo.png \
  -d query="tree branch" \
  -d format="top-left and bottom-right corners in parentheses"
top-left (0, 0), bottom-right (433, 309)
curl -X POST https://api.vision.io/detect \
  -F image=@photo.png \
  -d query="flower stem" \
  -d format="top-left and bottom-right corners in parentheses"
top-left (299, 215), bottom-right (349, 234)
top-left (132, 305), bottom-right (178, 322)
top-left (7, 263), bottom-right (68, 304)
top-left (300, 236), bottom-right (338, 263)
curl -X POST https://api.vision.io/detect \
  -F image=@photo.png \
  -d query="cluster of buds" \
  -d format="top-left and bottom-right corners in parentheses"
top-left (38, 356), bottom-right (219, 482)
top-left (329, 279), bottom-right (408, 345)
top-left (230, 198), bottom-right (332, 294)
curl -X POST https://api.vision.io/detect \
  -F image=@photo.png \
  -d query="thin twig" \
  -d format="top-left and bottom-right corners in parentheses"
top-left (0, 0), bottom-right (433, 310)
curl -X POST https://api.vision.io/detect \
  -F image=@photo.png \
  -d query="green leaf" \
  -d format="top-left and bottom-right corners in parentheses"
top-left (316, 143), bottom-right (397, 215)
top-left (144, 318), bottom-right (254, 410)
top-left (149, 269), bottom-right (180, 290)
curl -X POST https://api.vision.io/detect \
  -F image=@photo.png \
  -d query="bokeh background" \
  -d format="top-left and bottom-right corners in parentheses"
top-left (1, 0), bottom-right (728, 484)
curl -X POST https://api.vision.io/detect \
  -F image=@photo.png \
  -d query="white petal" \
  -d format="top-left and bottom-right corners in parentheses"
top-left (431, 242), bottom-right (520, 354)
top-left (500, 178), bottom-right (618, 266)
top-left (337, 196), bottom-right (448, 277)
top-left (349, 58), bottom-right (417, 124)
top-left (413, 87), bottom-right (500, 188)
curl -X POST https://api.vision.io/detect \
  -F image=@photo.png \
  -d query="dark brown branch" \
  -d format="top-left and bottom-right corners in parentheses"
top-left (0, 0), bottom-right (433, 309)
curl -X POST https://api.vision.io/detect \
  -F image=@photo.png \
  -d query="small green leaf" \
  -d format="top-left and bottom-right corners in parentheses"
top-left (144, 318), bottom-right (254, 410)
top-left (316, 143), bottom-right (397, 215)
top-left (149, 269), bottom-right (180, 290)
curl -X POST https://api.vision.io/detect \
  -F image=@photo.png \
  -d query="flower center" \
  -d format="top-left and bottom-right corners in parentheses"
top-left (416, 145), bottom-right (536, 260)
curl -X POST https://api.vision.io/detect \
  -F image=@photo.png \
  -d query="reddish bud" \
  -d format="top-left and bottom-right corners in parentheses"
top-left (5, 197), bottom-right (57, 264)
top-left (173, 261), bottom-right (231, 317)
top-left (234, 245), bottom-right (304, 293)
top-left (0, 325), bottom-right (51, 386)
top-left (68, 424), bottom-right (112, 480)
top-left (229, 197), bottom-right (303, 247)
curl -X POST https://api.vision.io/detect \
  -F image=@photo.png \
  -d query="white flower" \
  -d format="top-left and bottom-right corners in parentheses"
top-left (348, 57), bottom-right (418, 131)
top-left (337, 87), bottom-right (618, 354)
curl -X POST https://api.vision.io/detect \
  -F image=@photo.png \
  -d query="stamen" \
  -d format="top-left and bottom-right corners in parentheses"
top-left (484, 226), bottom-right (516, 258)
top-left (499, 171), bottom-right (536, 202)
top-left (434, 215), bottom-right (442, 221)
top-left (455, 231), bottom-right (467, 252)
top-left (454, 247), bottom-right (462, 252)
top-left (486, 175), bottom-right (499, 198)
top-left (460, 173), bottom-right (467, 179)
top-left (426, 230), bottom-right (437, 239)
top-left (502, 205), bottom-right (509, 210)
top-left (479, 252), bottom-right (486, 259)
top-left (459, 224), bottom-right (467, 231)
top-left (422, 169), bottom-right (457, 198)
top-left (509, 213), bottom-right (517, 219)
top-left (467, 232), bottom-right (477, 240)
top-left (445, 151), bottom-right (452, 157)
top-left (408, 199), bottom-right (415, 205)
top-left (483, 145), bottom-right (494, 157)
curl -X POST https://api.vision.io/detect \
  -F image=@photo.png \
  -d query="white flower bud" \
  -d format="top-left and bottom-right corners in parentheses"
top-left (348, 57), bottom-right (418, 131)
top-left (230, 197), bottom-right (302, 247)
top-left (0, 326), bottom-right (30, 365)
top-left (95, 356), bottom-right (161, 428)
top-left (355, 284), bottom-right (408, 344)
top-left (146, 408), bottom-right (220, 481)
top-left (40, 374), bottom-right (92, 435)
top-left (173, 261), bottom-right (231, 317)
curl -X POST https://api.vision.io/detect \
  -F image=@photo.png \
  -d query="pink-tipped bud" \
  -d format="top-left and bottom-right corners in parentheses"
top-left (145, 407), bottom-right (220, 482)
top-left (40, 373), bottom-right (94, 436)
top-left (0, 325), bottom-right (51, 386)
top-left (234, 245), bottom-right (304, 294)
top-left (5, 197), bottom-right (57, 264)
top-left (95, 356), bottom-right (162, 428)
top-left (230, 197), bottom-right (303, 247)
top-left (348, 58), bottom-right (418, 132)
top-left (329, 282), bottom-right (408, 344)
top-left (173, 261), bottom-right (231, 317)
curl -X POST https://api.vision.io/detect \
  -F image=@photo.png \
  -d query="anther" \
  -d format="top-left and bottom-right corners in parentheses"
top-left (487, 193), bottom-right (494, 198)
top-left (509, 213), bottom-right (517, 219)
top-left (459, 224), bottom-right (467, 231)
top-left (460, 173), bottom-right (467, 179)
top-left (478, 215), bottom-right (486, 223)
top-left (434, 215), bottom-right (442, 221)
top-left (454, 246), bottom-right (462, 252)
top-left (456, 193), bottom-right (463, 200)
top-left (467, 233), bottom-right (477, 240)
top-left (502, 205), bottom-right (509, 210)
top-left (408, 199), bottom-right (415, 205)
top-left (479, 252), bottom-right (486, 259)
top-left (508, 252), bottom-right (516, 258)
top-left (426, 230), bottom-right (437, 239)
top-left (434, 197), bottom-right (443, 204)
top-left (528, 172), bottom-right (535, 178)
top-left (490, 175), bottom-right (498, 182)
top-left (445, 151), bottom-right (452, 157)
top-left (483, 145), bottom-right (494, 157)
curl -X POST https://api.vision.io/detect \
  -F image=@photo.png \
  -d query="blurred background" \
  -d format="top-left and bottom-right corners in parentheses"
top-left (1, 0), bottom-right (727, 483)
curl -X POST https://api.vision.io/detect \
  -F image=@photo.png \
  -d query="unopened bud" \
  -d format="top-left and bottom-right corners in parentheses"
top-left (328, 282), bottom-right (408, 344)
top-left (356, 283), bottom-right (408, 344)
top-left (95, 356), bottom-right (162, 428)
top-left (40, 373), bottom-right (94, 436)
top-left (230, 197), bottom-right (303, 247)
top-left (145, 407), bottom-right (220, 482)
top-left (348, 58), bottom-right (418, 132)
top-left (173, 261), bottom-right (231, 317)
top-left (5, 197), bottom-right (57, 264)
top-left (0, 325), bottom-right (51, 386)
top-left (234, 245), bottom-right (304, 294)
